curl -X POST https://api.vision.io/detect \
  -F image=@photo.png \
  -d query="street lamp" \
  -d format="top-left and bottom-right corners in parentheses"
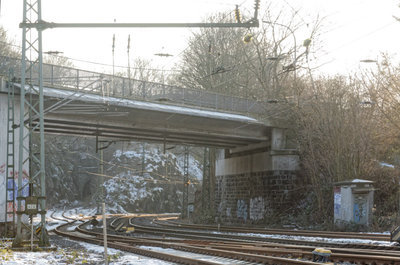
top-left (263, 20), bottom-right (297, 82)
top-left (360, 59), bottom-right (377, 63)
top-left (44, 51), bottom-right (63, 55)
top-left (359, 58), bottom-right (379, 76)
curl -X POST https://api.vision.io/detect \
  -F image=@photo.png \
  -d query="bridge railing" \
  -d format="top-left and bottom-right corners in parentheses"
top-left (0, 56), bottom-right (267, 116)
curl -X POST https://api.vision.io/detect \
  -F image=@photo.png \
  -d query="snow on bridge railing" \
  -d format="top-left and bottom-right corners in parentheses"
top-left (0, 56), bottom-right (266, 116)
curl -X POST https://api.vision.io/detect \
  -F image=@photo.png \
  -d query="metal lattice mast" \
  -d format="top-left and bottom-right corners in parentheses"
top-left (5, 69), bottom-right (16, 237)
top-left (141, 143), bottom-right (145, 177)
top-left (201, 147), bottom-right (211, 212)
top-left (100, 142), bottom-right (104, 205)
top-left (95, 138), bottom-right (103, 215)
top-left (182, 146), bottom-right (189, 218)
top-left (14, 0), bottom-right (49, 247)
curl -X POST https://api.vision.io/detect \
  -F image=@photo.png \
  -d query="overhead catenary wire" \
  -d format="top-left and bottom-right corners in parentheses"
top-left (84, 171), bottom-right (190, 185)
top-left (0, 40), bottom-right (180, 73)
top-left (2, 0), bottom-right (397, 79)
top-left (63, 148), bottom-right (200, 185)
top-left (314, 20), bottom-right (398, 70)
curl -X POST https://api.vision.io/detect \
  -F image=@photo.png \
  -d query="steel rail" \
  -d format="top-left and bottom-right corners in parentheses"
top-left (130, 217), bottom-right (396, 250)
top-left (85, 216), bottom-right (400, 264)
top-left (57, 212), bottom-right (316, 264)
top-left (74, 220), bottom-right (318, 264)
top-left (57, 212), bottom-right (400, 265)
top-left (154, 219), bottom-right (391, 241)
top-left (55, 222), bottom-right (224, 265)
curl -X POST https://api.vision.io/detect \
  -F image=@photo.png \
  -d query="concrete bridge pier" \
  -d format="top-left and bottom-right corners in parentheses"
top-left (214, 128), bottom-right (299, 224)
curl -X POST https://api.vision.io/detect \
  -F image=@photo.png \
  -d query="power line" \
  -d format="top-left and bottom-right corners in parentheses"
top-left (1, 1), bottom-right (254, 75)
top-left (0, 40), bottom-right (181, 73)
top-left (314, 20), bottom-right (398, 70)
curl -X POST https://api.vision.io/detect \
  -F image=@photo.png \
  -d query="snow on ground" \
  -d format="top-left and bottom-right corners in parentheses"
top-left (0, 241), bottom-right (174, 265)
top-left (138, 246), bottom-right (253, 265)
top-left (211, 231), bottom-right (395, 246)
top-left (76, 242), bottom-right (174, 265)
top-left (1, 208), bottom-right (173, 264)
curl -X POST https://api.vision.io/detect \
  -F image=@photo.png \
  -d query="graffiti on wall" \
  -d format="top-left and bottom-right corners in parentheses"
top-left (0, 164), bottom-right (5, 175)
top-left (0, 163), bottom-right (29, 221)
top-left (236, 199), bottom-right (248, 222)
top-left (249, 196), bottom-right (265, 221)
top-left (353, 197), bottom-right (367, 224)
top-left (226, 207), bottom-right (231, 218)
top-left (334, 187), bottom-right (341, 217)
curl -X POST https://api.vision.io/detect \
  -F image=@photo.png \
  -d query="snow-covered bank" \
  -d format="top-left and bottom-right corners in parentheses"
top-left (0, 241), bottom-right (173, 265)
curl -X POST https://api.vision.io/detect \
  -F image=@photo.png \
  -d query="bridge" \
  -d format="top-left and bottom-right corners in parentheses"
top-left (0, 57), bottom-right (298, 244)
top-left (0, 0), bottom-right (298, 248)
top-left (1, 56), bottom-right (271, 148)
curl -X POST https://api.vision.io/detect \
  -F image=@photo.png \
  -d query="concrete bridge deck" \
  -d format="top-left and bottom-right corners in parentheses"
top-left (1, 82), bottom-right (270, 148)
top-left (1, 56), bottom-right (272, 148)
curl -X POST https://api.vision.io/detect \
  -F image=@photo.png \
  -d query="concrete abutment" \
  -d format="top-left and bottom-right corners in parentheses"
top-left (214, 128), bottom-right (299, 224)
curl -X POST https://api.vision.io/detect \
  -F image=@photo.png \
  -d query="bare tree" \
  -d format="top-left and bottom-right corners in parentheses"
top-left (294, 76), bottom-right (382, 219)
top-left (0, 26), bottom-right (20, 75)
top-left (361, 54), bottom-right (400, 162)
top-left (128, 58), bottom-right (161, 83)
top-left (0, 26), bottom-right (19, 58)
top-left (172, 6), bottom-right (322, 103)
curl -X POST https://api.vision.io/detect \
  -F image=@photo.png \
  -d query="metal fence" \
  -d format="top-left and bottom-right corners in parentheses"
top-left (0, 56), bottom-right (266, 116)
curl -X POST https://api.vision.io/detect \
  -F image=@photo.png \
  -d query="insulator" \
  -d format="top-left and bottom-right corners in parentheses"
top-left (243, 34), bottom-right (253, 43)
top-left (303, 38), bottom-right (311, 47)
top-left (253, 0), bottom-right (260, 20)
top-left (234, 5), bottom-right (241, 23)
top-left (112, 34), bottom-right (115, 50)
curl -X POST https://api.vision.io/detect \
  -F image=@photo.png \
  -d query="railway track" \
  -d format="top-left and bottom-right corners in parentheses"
top-left (54, 212), bottom-right (400, 264)
top-left (155, 219), bottom-right (391, 242)
top-left (54, 214), bottom-right (261, 264)
top-left (129, 217), bottom-right (398, 251)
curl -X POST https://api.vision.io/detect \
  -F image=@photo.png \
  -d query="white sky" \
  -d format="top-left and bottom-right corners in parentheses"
top-left (0, 0), bottom-right (400, 76)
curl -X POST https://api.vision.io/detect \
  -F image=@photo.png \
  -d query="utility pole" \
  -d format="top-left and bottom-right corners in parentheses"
top-left (112, 34), bottom-right (115, 95)
top-left (182, 146), bottom-right (189, 218)
top-left (127, 35), bottom-right (131, 95)
top-left (14, 0), bottom-right (49, 248)
top-left (202, 147), bottom-right (211, 213)
top-left (96, 138), bottom-right (105, 215)
top-left (141, 143), bottom-right (145, 177)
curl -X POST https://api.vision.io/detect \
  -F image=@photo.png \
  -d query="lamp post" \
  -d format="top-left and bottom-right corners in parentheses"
top-left (360, 59), bottom-right (378, 71)
top-left (263, 21), bottom-right (297, 82)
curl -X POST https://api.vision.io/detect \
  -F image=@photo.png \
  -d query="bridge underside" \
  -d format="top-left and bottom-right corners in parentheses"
top-left (27, 86), bottom-right (270, 148)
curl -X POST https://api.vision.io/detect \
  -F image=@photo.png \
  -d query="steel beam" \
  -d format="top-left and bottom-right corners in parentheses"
top-left (20, 20), bottom-right (259, 30)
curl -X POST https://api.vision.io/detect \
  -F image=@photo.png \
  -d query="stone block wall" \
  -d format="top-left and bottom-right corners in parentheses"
top-left (213, 128), bottom-right (299, 224)
top-left (214, 170), bottom-right (298, 223)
